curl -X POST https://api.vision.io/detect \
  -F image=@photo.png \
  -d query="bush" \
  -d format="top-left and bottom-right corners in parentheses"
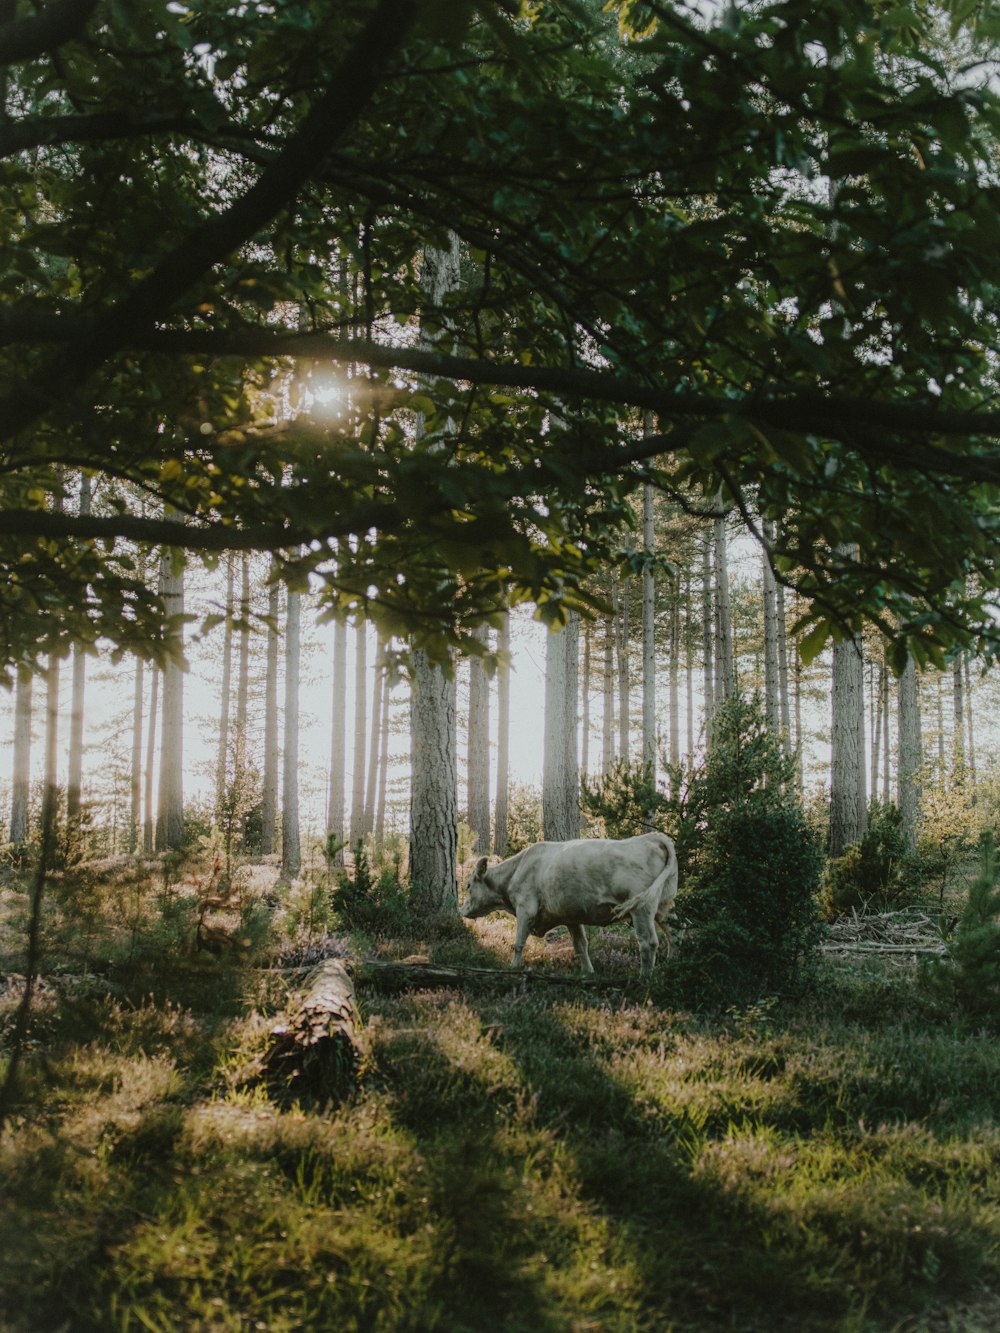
top-left (666, 694), bottom-right (823, 1005)
top-left (502, 782), bottom-right (542, 854)
top-left (923, 830), bottom-right (1000, 1021)
top-left (821, 800), bottom-right (919, 919)
top-left (330, 842), bottom-right (413, 937)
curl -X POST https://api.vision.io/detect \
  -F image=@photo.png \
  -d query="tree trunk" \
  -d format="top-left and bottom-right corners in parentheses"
top-left (409, 648), bottom-right (457, 908)
top-left (641, 476), bottom-right (656, 776)
top-left (613, 572), bottom-right (630, 763)
top-left (897, 652), bottom-right (922, 851)
top-left (326, 614), bottom-right (347, 862)
top-left (10, 662), bottom-right (32, 847)
top-left (543, 611), bottom-right (580, 842)
top-left (374, 658), bottom-right (391, 845)
top-left (685, 570), bottom-right (694, 763)
top-left (129, 658), bottom-right (143, 853)
top-left (830, 632), bottom-right (867, 857)
top-left (965, 656), bottom-right (976, 787)
top-left (44, 653), bottom-right (59, 799)
top-left (256, 959), bottom-right (363, 1106)
top-left (349, 622), bottom-right (368, 846)
top-left (155, 544), bottom-right (185, 852)
top-left (700, 531), bottom-right (715, 731)
top-left (235, 552), bottom-right (251, 771)
top-left (580, 620), bottom-right (591, 781)
top-left (776, 577), bottom-right (792, 757)
top-left (66, 475), bottom-right (91, 839)
top-left (952, 656), bottom-right (966, 787)
top-left (493, 611), bottom-right (511, 856)
top-left (713, 513), bottom-right (735, 706)
top-left (870, 657), bottom-right (883, 805)
top-left (281, 586), bottom-right (301, 878)
top-left (363, 635), bottom-right (384, 839)
top-left (215, 554), bottom-right (235, 817)
top-left (466, 624), bottom-right (491, 856)
top-left (668, 581), bottom-right (680, 771)
top-left (601, 613), bottom-right (615, 772)
top-left (761, 521), bottom-right (780, 736)
top-left (143, 668), bottom-right (158, 855)
top-left (261, 570), bottom-right (280, 857)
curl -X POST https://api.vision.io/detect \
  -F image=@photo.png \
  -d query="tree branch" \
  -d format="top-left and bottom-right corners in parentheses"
top-left (0, 0), bottom-right (98, 66)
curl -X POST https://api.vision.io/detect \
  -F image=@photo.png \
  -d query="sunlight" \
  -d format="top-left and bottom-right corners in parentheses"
top-left (308, 376), bottom-right (343, 415)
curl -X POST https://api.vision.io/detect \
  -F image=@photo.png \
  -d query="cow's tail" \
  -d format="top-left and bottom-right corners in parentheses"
top-left (612, 835), bottom-right (678, 922)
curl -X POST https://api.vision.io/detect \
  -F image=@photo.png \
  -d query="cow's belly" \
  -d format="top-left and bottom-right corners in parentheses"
top-left (528, 900), bottom-right (622, 934)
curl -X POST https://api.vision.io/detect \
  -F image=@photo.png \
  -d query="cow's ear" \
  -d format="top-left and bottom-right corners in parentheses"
top-left (475, 856), bottom-right (489, 877)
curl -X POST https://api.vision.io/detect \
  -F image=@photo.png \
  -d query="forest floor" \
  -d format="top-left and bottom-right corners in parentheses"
top-left (1, 861), bottom-right (999, 1333)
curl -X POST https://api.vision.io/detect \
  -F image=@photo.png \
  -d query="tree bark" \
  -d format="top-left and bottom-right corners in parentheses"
top-left (761, 520), bottom-right (780, 736)
top-left (713, 513), bottom-right (735, 707)
top-left (965, 656), bottom-right (976, 787)
top-left (129, 658), bottom-right (143, 853)
top-left (215, 554), bottom-right (235, 817)
top-left (466, 624), bottom-right (491, 856)
top-left (641, 471), bottom-right (656, 777)
top-left (374, 655), bottom-right (391, 845)
top-left (235, 552), bottom-right (251, 771)
top-left (897, 652), bottom-right (922, 851)
top-left (613, 571), bottom-right (630, 763)
top-left (409, 647), bottom-right (457, 907)
top-left (830, 632), bottom-right (867, 856)
top-left (952, 655), bottom-right (966, 787)
top-left (155, 542), bottom-right (185, 852)
top-left (143, 667), bottom-right (158, 855)
top-left (261, 569), bottom-right (280, 857)
top-left (281, 585), bottom-right (301, 878)
top-left (700, 531), bottom-right (715, 731)
top-left (580, 619), bottom-right (591, 781)
top-left (66, 474), bottom-right (91, 839)
top-left (364, 634), bottom-right (384, 839)
top-left (493, 610), bottom-right (511, 856)
top-left (543, 611), bottom-right (579, 842)
top-left (601, 612), bottom-right (615, 772)
top-left (349, 621), bottom-right (368, 846)
top-left (10, 662), bottom-right (32, 847)
top-left (256, 959), bottom-right (363, 1106)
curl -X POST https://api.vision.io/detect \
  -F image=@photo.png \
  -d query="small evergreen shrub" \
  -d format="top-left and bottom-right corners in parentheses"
top-left (331, 842), bottom-right (413, 937)
top-left (502, 783), bottom-right (543, 854)
top-left (821, 800), bottom-right (919, 919)
top-left (666, 694), bottom-right (823, 1005)
top-left (923, 830), bottom-right (1000, 1021)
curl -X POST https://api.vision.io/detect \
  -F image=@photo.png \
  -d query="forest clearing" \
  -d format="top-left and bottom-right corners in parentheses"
top-left (6, 0), bottom-right (1000, 1329)
top-left (1, 844), bottom-right (1000, 1333)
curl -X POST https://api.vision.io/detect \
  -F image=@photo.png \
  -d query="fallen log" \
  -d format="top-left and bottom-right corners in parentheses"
top-left (354, 959), bottom-right (607, 991)
top-left (256, 958), bottom-right (364, 1105)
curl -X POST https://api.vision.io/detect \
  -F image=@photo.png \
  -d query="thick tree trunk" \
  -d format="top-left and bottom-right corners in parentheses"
top-left (10, 662), bottom-right (32, 847)
top-left (543, 612), bottom-right (580, 842)
top-left (215, 554), bottom-right (235, 817)
top-left (493, 611), bottom-right (511, 856)
top-left (897, 653), bottom-right (922, 851)
top-left (326, 614), bottom-right (347, 862)
top-left (409, 648), bottom-right (457, 908)
top-left (466, 624), bottom-right (491, 856)
top-left (155, 544), bottom-right (185, 852)
top-left (830, 633), bottom-right (867, 856)
top-left (261, 570), bottom-right (280, 857)
top-left (256, 959), bottom-right (363, 1106)
top-left (281, 586), bottom-right (301, 878)
top-left (349, 622), bottom-right (368, 846)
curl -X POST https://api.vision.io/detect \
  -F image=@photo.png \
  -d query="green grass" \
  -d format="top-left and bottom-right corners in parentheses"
top-left (2, 872), bottom-right (1000, 1331)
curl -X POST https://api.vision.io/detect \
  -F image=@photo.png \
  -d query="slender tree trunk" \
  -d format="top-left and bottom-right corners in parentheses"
top-left (761, 522), bottom-right (780, 736)
top-left (235, 553), bottom-right (251, 768)
top-left (882, 664), bottom-right (891, 801)
top-left (261, 570), bottom-right (280, 857)
top-left (952, 656), bottom-right (965, 787)
top-left (668, 584), bottom-right (680, 771)
top-left (129, 658), bottom-right (144, 853)
top-left (580, 620), bottom-right (591, 781)
top-left (870, 659), bottom-right (882, 803)
top-left (156, 545), bottom-right (185, 852)
top-left (713, 514), bottom-right (735, 706)
top-left (215, 555), bottom-right (235, 816)
top-left (612, 571), bottom-right (630, 763)
top-left (409, 649), bottom-right (457, 906)
top-left (700, 532), bottom-right (715, 731)
top-left (10, 662), bottom-right (32, 847)
top-left (936, 673), bottom-right (945, 781)
top-left (66, 476), bottom-right (91, 839)
top-left (44, 653), bottom-right (59, 797)
top-left (830, 633), bottom-right (867, 857)
top-left (897, 653), bottom-right (922, 851)
top-left (349, 622), bottom-right (368, 846)
top-left (965, 656), bottom-right (976, 788)
top-left (641, 473), bottom-right (656, 776)
top-left (364, 635), bottom-right (385, 838)
top-left (143, 668), bottom-right (158, 855)
top-left (493, 611), bottom-right (511, 856)
top-left (601, 613), bottom-right (615, 772)
top-left (685, 571), bottom-right (695, 764)
top-left (281, 586), bottom-right (301, 878)
top-left (374, 660), bottom-right (391, 845)
top-left (776, 578), bottom-right (792, 757)
top-left (543, 612), bottom-right (580, 842)
top-left (466, 625), bottom-right (491, 856)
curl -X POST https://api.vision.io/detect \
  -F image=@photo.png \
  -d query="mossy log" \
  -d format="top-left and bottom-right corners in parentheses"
top-left (355, 959), bottom-right (602, 991)
top-left (258, 958), bottom-right (364, 1105)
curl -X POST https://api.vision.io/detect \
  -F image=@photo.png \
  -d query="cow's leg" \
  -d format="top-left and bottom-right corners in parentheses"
top-left (633, 910), bottom-right (658, 983)
top-left (511, 909), bottom-right (534, 969)
top-left (567, 923), bottom-right (594, 976)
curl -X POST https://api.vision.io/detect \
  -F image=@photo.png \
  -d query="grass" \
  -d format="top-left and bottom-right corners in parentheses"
top-left (1, 864), bottom-right (999, 1331)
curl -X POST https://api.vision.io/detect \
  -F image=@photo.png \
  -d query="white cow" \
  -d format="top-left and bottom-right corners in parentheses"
top-left (459, 832), bottom-right (678, 982)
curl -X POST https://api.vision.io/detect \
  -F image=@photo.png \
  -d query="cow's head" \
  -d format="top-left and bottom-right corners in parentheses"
top-left (459, 856), bottom-right (502, 918)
